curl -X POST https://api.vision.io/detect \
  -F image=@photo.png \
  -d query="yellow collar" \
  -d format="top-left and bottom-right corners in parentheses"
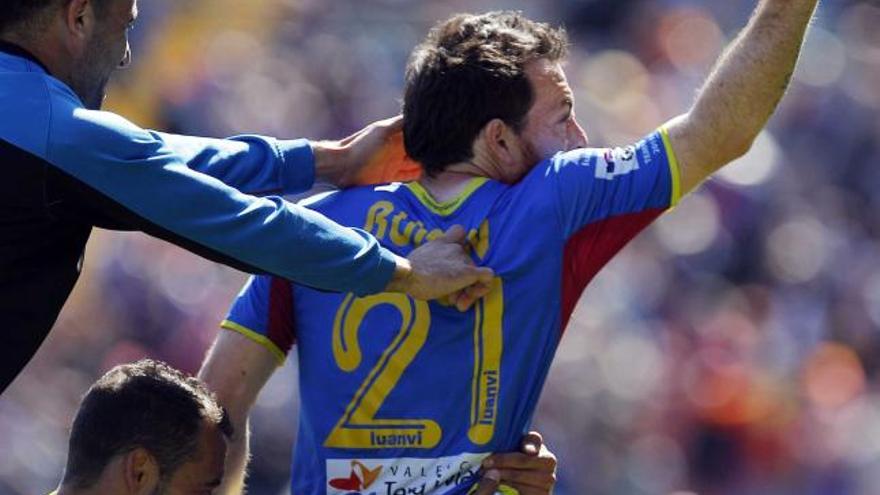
top-left (405, 177), bottom-right (489, 216)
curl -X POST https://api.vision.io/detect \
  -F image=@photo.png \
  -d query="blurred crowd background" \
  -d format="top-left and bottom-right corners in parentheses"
top-left (2, 0), bottom-right (880, 493)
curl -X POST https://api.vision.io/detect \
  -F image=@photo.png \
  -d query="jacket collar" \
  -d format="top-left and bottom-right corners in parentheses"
top-left (0, 40), bottom-right (50, 74)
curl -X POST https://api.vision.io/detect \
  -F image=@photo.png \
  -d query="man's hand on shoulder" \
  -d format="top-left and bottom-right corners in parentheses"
top-left (312, 115), bottom-right (422, 188)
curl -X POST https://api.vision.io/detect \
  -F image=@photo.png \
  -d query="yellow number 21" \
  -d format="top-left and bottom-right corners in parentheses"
top-left (324, 279), bottom-right (504, 449)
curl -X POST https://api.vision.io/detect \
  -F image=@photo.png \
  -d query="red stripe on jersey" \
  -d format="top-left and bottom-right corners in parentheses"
top-left (267, 277), bottom-right (296, 354)
top-left (560, 208), bottom-right (665, 333)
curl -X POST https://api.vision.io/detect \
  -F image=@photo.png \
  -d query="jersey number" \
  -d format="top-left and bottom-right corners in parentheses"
top-left (324, 278), bottom-right (504, 449)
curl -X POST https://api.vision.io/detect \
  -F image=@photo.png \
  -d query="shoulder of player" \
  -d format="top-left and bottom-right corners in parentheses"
top-left (298, 182), bottom-right (409, 214)
top-left (0, 70), bottom-right (57, 157)
top-left (528, 142), bottom-right (659, 182)
top-left (0, 69), bottom-right (140, 167)
top-left (39, 88), bottom-right (162, 171)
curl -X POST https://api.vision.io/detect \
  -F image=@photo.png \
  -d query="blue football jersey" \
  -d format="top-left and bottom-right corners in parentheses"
top-left (223, 129), bottom-right (680, 495)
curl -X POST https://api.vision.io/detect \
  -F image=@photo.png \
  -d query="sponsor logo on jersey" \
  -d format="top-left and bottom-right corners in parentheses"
top-left (327, 453), bottom-right (488, 495)
top-left (328, 460), bottom-right (384, 493)
top-left (597, 145), bottom-right (640, 180)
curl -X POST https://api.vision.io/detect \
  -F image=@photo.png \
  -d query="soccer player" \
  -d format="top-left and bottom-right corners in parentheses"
top-left (201, 2), bottom-right (819, 494)
top-left (0, 0), bottom-right (493, 393)
top-left (52, 359), bottom-right (231, 495)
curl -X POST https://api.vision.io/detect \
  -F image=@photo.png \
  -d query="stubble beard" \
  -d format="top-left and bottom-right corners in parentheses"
top-left (71, 37), bottom-right (113, 110)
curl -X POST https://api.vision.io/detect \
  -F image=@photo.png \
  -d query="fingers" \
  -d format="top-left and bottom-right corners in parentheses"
top-left (343, 115), bottom-right (403, 146)
top-left (454, 280), bottom-right (493, 312)
top-left (401, 224), bottom-right (496, 301)
top-left (448, 267), bottom-right (493, 303)
top-left (439, 225), bottom-right (494, 310)
top-left (504, 483), bottom-right (554, 495)
top-left (483, 452), bottom-right (556, 472)
top-left (481, 465), bottom-right (556, 494)
top-left (471, 469), bottom-right (501, 495)
top-left (338, 124), bottom-right (371, 146)
top-left (494, 467), bottom-right (556, 489)
top-left (520, 431), bottom-right (543, 456)
top-left (471, 265), bottom-right (495, 284)
top-left (480, 433), bottom-right (557, 494)
top-left (375, 114), bottom-right (404, 132)
top-left (442, 224), bottom-right (468, 244)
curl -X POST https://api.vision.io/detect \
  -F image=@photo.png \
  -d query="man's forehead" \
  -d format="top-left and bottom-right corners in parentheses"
top-left (525, 59), bottom-right (572, 105)
top-left (525, 59), bottom-right (566, 82)
top-left (170, 421), bottom-right (227, 489)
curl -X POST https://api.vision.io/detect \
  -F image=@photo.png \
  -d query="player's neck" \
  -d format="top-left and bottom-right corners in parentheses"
top-left (419, 162), bottom-right (488, 203)
top-left (56, 471), bottom-right (125, 495)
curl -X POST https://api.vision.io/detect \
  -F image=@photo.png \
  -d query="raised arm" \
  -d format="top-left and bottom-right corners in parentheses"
top-left (666, 0), bottom-right (819, 194)
top-left (198, 330), bottom-right (278, 495)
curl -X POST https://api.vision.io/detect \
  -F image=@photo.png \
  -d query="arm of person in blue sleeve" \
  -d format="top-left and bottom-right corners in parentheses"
top-left (151, 116), bottom-right (411, 197)
top-left (43, 103), bottom-right (492, 300)
top-left (148, 131), bottom-right (317, 196)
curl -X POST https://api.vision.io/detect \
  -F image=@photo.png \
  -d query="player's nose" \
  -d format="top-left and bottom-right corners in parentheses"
top-left (119, 42), bottom-right (132, 69)
top-left (568, 117), bottom-right (588, 149)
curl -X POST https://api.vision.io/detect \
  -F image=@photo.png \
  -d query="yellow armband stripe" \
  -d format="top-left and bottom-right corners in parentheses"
top-left (660, 126), bottom-right (682, 207)
top-left (220, 320), bottom-right (286, 366)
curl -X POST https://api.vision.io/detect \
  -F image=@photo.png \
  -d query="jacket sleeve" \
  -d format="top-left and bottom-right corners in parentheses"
top-left (149, 131), bottom-right (317, 196)
top-left (43, 99), bottom-right (396, 296)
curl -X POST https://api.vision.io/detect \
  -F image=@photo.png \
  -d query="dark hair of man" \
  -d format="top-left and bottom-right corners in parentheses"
top-left (61, 359), bottom-right (233, 489)
top-left (403, 11), bottom-right (568, 176)
top-left (0, 0), bottom-right (107, 37)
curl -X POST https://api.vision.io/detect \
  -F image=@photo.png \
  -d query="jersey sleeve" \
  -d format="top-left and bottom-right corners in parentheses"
top-left (151, 131), bottom-right (316, 196)
top-left (222, 275), bottom-right (296, 365)
top-left (38, 86), bottom-right (397, 296)
top-left (546, 128), bottom-right (681, 240)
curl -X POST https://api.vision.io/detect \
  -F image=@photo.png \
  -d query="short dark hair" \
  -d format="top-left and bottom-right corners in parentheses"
top-left (0, 0), bottom-right (107, 36)
top-left (403, 11), bottom-right (568, 176)
top-left (62, 359), bottom-right (233, 489)
top-left (0, 0), bottom-right (55, 34)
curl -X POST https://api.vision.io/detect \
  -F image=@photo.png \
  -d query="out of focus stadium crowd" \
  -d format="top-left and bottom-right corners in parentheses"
top-left (2, 0), bottom-right (879, 493)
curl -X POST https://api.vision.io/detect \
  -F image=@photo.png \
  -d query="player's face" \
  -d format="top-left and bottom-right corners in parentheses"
top-left (513, 59), bottom-right (588, 174)
top-left (158, 421), bottom-right (227, 495)
top-left (70, 0), bottom-right (136, 109)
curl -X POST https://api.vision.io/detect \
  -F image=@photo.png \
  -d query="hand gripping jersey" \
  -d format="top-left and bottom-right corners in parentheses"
top-left (225, 130), bottom-right (681, 495)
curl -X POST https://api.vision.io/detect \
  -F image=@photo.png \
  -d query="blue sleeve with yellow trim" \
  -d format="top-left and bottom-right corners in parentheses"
top-left (222, 275), bottom-right (295, 364)
top-left (543, 128), bottom-right (680, 240)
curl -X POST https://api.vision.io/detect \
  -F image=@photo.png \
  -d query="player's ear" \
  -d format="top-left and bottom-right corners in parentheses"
top-left (122, 447), bottom-right (161, 495)
top-left (61, 0), bottom-right (97, 52)
top-left (478, 118), bottom-right (520, 168)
